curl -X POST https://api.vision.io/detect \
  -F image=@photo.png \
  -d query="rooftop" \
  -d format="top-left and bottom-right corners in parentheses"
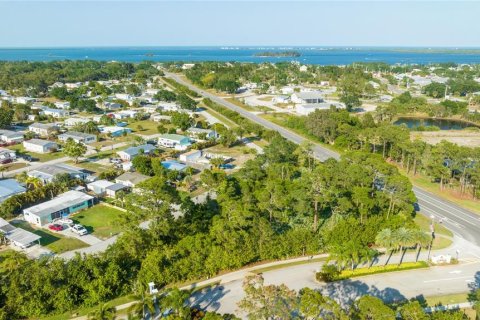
top-left (23, 190), bottom-right (94, 218)
top-left (29, 163), bottom-right (84, 178)
top-left (24, 139), bottom-right (57, 147)
top-left (119, 144), bottom-right (156, 156)
top-left (59, 131), bottom-right (96, 139)
top-left (159, 133), bottom-right (189, 142)
top-left (29, 122), bottom-right (58, 129)
top-left (116, 172), bottom-right (150, 185)
top-left (0, 179), bottom-right (26, 199)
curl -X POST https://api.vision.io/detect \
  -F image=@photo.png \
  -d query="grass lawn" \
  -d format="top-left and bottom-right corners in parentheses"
top-left (7, 144), bottom-right (63, 162)
top-left (398, 167), bottom-right (480, 215)
top-left (225, 97), bottom-right (256, 111)
top-left (129, 120), bottom-right (162, 135)
top-left (11, 221), bottom-right (88, 254)
top-left (414, 214), bottom-right (453, 238)
top-left (71, 204), bottom-right (124, 239)
top-left (66, 160), bottom-right (112, 175)
top-left (425, 292), bottom-right (470, 306)
top-left (0, 162), bottom-right (28, 172)
top-left (40, 295), bottom-right (137, 320)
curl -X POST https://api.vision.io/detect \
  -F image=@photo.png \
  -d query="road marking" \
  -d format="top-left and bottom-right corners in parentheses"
top-left (423, 276), bottom-right (472, 283)
top-left (449, 270), bottom-right (462, 274)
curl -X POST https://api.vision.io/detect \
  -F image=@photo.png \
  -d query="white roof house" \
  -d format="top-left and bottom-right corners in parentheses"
top-left (295, 102), bottom-right (345, 116)
top-left (186, 127), bottom-right (218, 140)
top-left (23, 190), bottom-right (95, 226)
top-left (64, 117), bottom-right (91, 127)
top-left (23, 139), bottom-right (58, 154)
top-left (0, 148), bottom-right (16, 162)
top-left (158, 134), bottom-right (191, 150)
top-left (0, 129), bottom-right (24, 144)
top-left (151, 114), bottom-right (172, 122)
top-left (28, 123), bottom-right (58, 137)
top-left (41, 108), bottom-right (70, 118)
top-left (0, 179), bottom-right (26, 204)
top-left (87, 180), bottom-right (129, 197)
top-left (291, 91), bottom-right (325, 104)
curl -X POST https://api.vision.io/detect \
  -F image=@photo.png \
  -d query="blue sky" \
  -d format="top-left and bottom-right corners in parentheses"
top-left (0, 1), bottom-right (479, 47)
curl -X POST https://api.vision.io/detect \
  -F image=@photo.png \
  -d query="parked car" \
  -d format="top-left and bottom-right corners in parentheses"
top-left (70, 224), bottom-right (88, 236)
top-left (219, 163), bottom-right (235, 169)
top-left (48, 224), bottom-right (64, 231)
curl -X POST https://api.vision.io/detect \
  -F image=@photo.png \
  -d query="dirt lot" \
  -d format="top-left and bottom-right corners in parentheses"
top-left (411, 130), bottom-right (480, 147)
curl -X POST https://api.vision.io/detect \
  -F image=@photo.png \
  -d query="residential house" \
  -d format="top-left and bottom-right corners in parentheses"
top-left (54, 101), bottom-right (71, 109)
top-left (115, 172), bottom-right (150, 188)
top-left (0, 129), bottom-right (24, 144)
top-left (100, 126), bottom-right (132, 137)
top-left (65, 82), bottom-right (83, 89)
top-left (0, 179), bottom-right (26, 204)
top-left (295, 102), bottom-right (345, 116)
top-left (0, 217), bottom-right (41, 248)
top-left (291, 91), bottom-right (325, 104)
top-left (182, 63), bottom-right (195, 70)
top-left (41, 108), bottom-right (70, 118)
top-left (23, 190), bottom-right (95, 226)
top-left (151, 114), bottom-right (172, 122)
top-left (15, 97), bottom-right (35, 104)
top-left (87, 179), bottom-right (129, 197)
top-left (117, 144), bottom-right (156, 162)
top-left (64, 117), bottom-right (91, 127)
top-left (158, 134), bottom-right (191, 150)
top-left (58, 132), bottom-right (97, 144)
top-left (161, 160), bottom-right (187, 171)
top-left (186, 127), bottom-right (218, 140)
top-left (0, 148), bottom-right (16, 163)
top-left (28, 164), bottom-right (90, 184)
top-left (28, 123), bottom-right (59, 137)
top-left (179, 149), bottom-right (202, 163)
top-left (23, 139), bottom-right (58, 154)
top-left (272, 95), bottom-right (290, 104)
top-left (158, 102), bottom-right (180, 112)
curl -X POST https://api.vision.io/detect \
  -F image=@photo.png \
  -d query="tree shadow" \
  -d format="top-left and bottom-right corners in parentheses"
top-left (321, 279), bottom-right (407, 309)
top-left (188, 284), bottom-right (231, 312)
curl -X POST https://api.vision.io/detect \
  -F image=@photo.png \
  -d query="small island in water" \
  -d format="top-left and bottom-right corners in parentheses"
top-left (254, 50), bottom-right (301, 57)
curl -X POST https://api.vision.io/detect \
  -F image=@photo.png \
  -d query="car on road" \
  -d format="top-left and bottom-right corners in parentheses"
top-left (69, 224), bottom-right (88, 236)
top-left (48, 224), bottom-right (64, 231)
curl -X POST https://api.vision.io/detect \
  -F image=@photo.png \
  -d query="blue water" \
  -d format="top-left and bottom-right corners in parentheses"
top-left (1, 47), bottom-right (480, 65)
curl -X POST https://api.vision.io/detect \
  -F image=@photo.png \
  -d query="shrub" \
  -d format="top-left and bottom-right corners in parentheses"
top-left (317, 264), bottom-right (340, 282)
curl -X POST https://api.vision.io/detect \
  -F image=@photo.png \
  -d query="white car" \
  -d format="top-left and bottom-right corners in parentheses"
top-left (70, 224), bottom-right (88, 236)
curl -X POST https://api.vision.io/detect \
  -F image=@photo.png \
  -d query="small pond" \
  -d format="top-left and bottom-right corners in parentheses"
top-left (393, 117), bottom-right (480, 130)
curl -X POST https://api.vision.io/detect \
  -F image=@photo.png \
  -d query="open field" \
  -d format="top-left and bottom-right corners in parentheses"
top-left (411, 129), bottom-right (480, 147)
top-left (398, 167), bottom-right (480, 215)
top-left (71, 204), bottom-right (124, 239)
top-left (0, 162), bottom-right (28, 172)
top-left (11, 221), bottom-right (89, 254)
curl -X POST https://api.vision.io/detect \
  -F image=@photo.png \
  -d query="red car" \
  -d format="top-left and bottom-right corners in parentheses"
top-left (48, 224), bottom-right (64, 231)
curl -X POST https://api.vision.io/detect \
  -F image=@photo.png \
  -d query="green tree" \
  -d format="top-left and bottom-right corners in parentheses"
top-left (88, 303), bottom-right (116, 320)
top-left (63, 138), bottom-right (87, 163)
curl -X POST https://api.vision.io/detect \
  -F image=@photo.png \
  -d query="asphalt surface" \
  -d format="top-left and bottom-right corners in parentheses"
top-left (165, 72), bottom-right (480, 246)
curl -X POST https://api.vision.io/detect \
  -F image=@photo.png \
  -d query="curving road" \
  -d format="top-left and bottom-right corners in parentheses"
top-left (164, 71), bottom-right (480, 246)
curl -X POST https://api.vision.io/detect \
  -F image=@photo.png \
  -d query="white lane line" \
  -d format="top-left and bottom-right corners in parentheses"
top-left (423, 276), bottom-right (472, 283)
top-left (420, 207), bottom-right (466, 230)
top-left (418, 197), bottom-right (478, 227)
top-left (415, 188), bottom-right (479, 223)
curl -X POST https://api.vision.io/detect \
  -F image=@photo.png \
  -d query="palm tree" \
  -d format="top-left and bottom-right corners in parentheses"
top-left (88, 303), bottom-right (116, 320)
top-left (160, 288), bottom-right (190, 318)
top-left (127, 296), bottom-right (155, 320)
top-left (375, 228), bottom-right (396, 266)
top-left (25, 176), bottom-right (42, 190)
top-left (412, 230), bottom-right (431, 262)
top-left (393, 227), bottom-right (416, 265)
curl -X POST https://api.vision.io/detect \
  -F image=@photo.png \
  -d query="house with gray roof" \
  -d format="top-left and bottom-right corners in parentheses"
top-left (58, 131), bottom-right (97, 144)
top-left (157, 134), bottom-right (191, 150)
top-left (291, 91), bottom-right (325, 104)
top-left (0, 129), bottom-right (24, 144)
top-left (117, 144), bottom-right (156, 161)
top-left (28, 163), bottom-right (89, 184)
top-left (23, 190), bottom-right (95, 226)
top-left (23, 139), bottom-right (58, 154)
top-left (0, 179), bottom-right (26, 204)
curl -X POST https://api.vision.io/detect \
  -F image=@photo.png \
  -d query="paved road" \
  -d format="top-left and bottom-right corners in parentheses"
top-left (3, 156), bottom-right (70, 178)
top-left (190, 236), bottom-right (480, 316)
top-left (164, 71), bottom-right (480, 246)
